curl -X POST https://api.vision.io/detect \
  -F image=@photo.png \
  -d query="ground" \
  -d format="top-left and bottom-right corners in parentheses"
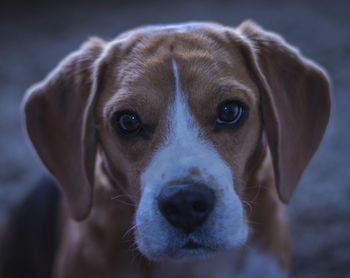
top-left (0, 0), bottom-right (349, 277)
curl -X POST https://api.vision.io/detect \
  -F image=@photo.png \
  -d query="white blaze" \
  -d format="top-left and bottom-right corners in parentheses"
top-left (135, 57), bottom-right (247, 261)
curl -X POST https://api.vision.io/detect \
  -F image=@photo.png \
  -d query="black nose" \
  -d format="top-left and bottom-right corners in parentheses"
top-left (157, 184), bottom-right (215, 234)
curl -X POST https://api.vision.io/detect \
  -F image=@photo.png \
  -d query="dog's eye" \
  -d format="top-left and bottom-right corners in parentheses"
top-left (216, 101), bottom-right (247, 127)
top-left (112, 111), bottom-right (142, 137)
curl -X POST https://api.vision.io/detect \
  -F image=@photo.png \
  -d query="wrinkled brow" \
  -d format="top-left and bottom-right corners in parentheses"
top-left (216, 78), bottom-right (256, 105)
top-left (102, 90), bottom-right (149, 120)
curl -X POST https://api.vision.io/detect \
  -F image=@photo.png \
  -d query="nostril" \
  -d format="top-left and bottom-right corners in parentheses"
top-left (192, 200), bottom-right (208, 213)
top-left (157, 184), bottom-right (215, 233)
top-left (164, 203), bottom-right (178, 215)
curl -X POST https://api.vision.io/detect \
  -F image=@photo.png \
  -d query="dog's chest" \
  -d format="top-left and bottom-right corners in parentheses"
top-left (154, 248), bottom-right (287, 278)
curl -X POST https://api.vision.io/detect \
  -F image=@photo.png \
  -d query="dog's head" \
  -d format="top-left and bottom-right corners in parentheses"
top-left (23, 21), bottom-right (330, 261)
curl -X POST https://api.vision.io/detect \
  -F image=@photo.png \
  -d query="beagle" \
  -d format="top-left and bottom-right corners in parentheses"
top-left (21, 21), bottom-right (330, 277)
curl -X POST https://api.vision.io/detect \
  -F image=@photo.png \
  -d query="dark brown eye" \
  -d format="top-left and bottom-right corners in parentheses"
top-left (112, 111), bottom-right (142, 137)
top-left (216, 101), bottom-right (247, 127)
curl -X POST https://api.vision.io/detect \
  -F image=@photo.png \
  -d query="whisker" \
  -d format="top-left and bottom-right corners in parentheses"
top-left (122, 224), bottom-right (137, 239)
top-left (247, 220), bottom-right (263, 226)
top-left (111, 195), bottom-right (136, 207)
top-left (242, 200), bottom-right (253, 216)
top-left (250, 184), bottom-right (262, 203)
top-left (111, 194), bottom-right (128, 200)
top-left (129, 242), bottom-right (143, 265)
top-left (242, 182), bottom-right (265, 217)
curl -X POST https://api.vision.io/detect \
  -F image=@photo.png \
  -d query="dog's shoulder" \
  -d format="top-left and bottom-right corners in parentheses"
top-left (0, 176), bottom-right (61, 278)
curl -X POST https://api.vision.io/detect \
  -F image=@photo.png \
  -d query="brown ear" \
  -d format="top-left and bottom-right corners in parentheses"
top-left (237, 21), bottom-right (331, 203)
top-left (22, 37), bottom-right (106, 220)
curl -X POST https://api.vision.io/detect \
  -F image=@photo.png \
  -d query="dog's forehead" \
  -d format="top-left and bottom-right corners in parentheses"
top-left (98, 23), bottom-right (258, 123)
top-left (116, 22), bottom-right (224, 40)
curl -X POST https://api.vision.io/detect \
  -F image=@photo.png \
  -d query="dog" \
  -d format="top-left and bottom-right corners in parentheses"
top-left (6, 21), bottom-right (331, 278)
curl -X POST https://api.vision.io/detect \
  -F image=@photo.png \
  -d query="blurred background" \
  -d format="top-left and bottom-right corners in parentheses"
top-left (0, 0), bottom-right (349, 277)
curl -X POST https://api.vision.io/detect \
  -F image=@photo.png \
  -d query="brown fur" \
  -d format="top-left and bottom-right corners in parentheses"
top-left (23, 21), bottom-right (330, 277)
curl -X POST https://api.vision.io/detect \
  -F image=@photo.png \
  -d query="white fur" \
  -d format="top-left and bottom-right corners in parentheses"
top-left (135, 58), bottom-right (247, 261)
top-left (140, 22), bottom-right (204, 35)
top-left (152, 23), bottom-right (195, 33)
top-left (154, 248), bottom-right (288, 278)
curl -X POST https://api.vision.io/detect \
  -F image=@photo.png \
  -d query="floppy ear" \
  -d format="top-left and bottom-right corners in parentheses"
top-left (237, 21), bottom-right (331, 203)
top-left (23, 37), bottom-right (106, 220)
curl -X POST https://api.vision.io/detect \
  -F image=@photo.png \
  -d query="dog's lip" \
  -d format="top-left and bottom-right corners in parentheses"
top-left (182, 240), bottom-right (211, 250)
top-left (183, 240), bottom-right (202, 249)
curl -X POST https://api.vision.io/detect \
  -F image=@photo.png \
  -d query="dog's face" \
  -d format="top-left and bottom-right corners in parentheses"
top-left (95, 24), bottom-right (262, 260)
top-left (23, 22), bottom-right (330, 262)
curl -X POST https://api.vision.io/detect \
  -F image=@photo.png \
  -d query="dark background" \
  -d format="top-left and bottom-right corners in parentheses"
top-left (0, 0), bottom-right (349, 277)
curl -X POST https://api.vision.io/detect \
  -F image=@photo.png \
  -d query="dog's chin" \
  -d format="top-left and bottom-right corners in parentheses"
top-left (137, 239), bottom-right (232, 263)
top-left (145, 248), bottom-right (215, 263)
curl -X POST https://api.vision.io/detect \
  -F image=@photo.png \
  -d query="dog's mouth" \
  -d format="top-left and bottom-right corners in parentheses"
top-left (182, 240), bottom-right (205, 250)
top-left (161, 239), bottom-right (217, 261)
